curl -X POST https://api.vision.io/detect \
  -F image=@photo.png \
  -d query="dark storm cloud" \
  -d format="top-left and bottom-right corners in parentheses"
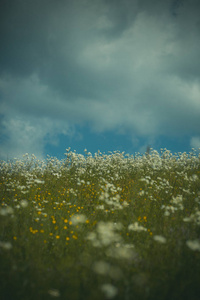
top-left (0, 0), bottom-right (168, 87)
top-left (0, 0), bottom-right (200, 158)
top-left (1, 0), bottom-right (200, 91)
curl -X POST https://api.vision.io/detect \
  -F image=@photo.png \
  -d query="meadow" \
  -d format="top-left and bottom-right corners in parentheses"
top-left (0, 148), bottom-right (200, 300)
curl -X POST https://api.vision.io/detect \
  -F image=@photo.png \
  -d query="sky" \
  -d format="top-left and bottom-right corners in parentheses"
top-left (0, 0), bottom-right (200, 161)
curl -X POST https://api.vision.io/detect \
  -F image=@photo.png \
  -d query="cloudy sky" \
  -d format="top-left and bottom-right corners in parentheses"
top-left (0, 0), bottom-right (200, 160)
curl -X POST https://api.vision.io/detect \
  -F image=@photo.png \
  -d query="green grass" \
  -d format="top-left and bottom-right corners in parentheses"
top-left (0, 148), bottom-right (200, 300)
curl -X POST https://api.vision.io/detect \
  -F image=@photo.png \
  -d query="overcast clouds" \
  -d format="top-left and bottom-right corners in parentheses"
top-left (0, 0), bottom-right (200, 159)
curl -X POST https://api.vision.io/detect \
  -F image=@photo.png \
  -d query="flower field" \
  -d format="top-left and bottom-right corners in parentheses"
top-left (0, 148), bottom-right (200, 300)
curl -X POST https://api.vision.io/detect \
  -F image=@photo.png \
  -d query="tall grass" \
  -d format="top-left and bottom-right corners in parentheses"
top-left (0, 148), bottom-right (200, 300)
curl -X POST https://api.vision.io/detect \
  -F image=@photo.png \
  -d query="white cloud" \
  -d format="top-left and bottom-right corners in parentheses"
top-left (0, 114), bottom-right (72, 160)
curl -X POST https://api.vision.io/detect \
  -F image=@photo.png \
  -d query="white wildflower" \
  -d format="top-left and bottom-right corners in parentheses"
top-left (48, 289), bottom-right (60, 297)
top-left (194, 197), bottom-right (200, 204)
top-left (164, 211), bottom-right (170, 216)
top-left (34, 179), bottom-right (45, 184)
top-left (0, 206), bottom-right (14, 216)
top-left (183, 210), bottom-right (200, 225)
top-left (86, 232), bottom-right (101, 247)
top-left (21, 191), bottom-right (29, 194)
top-left (20, 199), bottom-right (28, 208)
top-left (122, 201), bottom-right (129, 207)
top-left (96, 205), bottom-right (105, 210)
top-left (128, 222), bottom-right (147, 232)
top-left (106, 244), bottom-right (135, 260)
top-left (86, 222), bottom-right (122, 247)
top-left (0, 241), bottom-right (12, 250)
top-left (186, 239), bottom-right (200, 251)
top-left (101, 284), bottom-right (118, 299)
top-left (138, 190), bottom-right (145, 196)
top-left (189, 174), bottom-right (198, 181)
top-left (182, 189), bottom-right (190, 194)
top-left (70, 214), bottom-right (87, 225)
top-left (17, 185), bottom-right (26, 190)
top-left (153, 235), bottom-right (167, 244)
top-left (96, 222), bottom-right (122, 246)
top-left (171, 195), bottom-right (184, 210)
